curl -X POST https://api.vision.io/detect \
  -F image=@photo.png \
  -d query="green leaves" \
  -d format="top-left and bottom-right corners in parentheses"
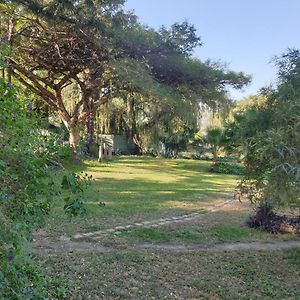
top-left (0, 77), bottom-right (74, 298)
top-left (230, 50), bottom-right (300, 209)
top-left (61, 172), bottom-right (92, 217)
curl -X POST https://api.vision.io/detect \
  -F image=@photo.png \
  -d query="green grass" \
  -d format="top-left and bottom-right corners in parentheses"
top-left (117, 206), bottom-right (297, 245)
top-left (121, 224), bottom-right (257, 243)
top-left (43, 249), bottom-right (300, 299)
top-left (46, 156), bottom-right (239, 236)
top-left (285, 248), bottom-right (300, 265)
top-left (39, 156), bottom-right (300, 299)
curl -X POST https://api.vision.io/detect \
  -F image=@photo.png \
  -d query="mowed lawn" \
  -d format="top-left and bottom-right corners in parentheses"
top-left (40, 156), bottom-right (300, 299)
top-left (47, 156), bottom-right (238, 236)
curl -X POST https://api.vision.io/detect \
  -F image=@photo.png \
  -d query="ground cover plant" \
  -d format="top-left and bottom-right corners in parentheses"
top-left (209, 161), bottom-right (245, 175)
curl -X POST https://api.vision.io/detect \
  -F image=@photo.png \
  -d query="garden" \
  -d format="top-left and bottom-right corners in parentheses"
top-left (0, 1), bottom-right (299, 299)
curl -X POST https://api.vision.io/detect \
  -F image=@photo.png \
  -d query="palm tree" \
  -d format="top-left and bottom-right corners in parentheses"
top-left (200, 127), bottom-right (224, 160)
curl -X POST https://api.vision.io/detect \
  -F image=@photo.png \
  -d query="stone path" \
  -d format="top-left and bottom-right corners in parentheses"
top-left (73, 199), bottom-right (235, 240)
top-left (32, 198), bottom-right (300, 255)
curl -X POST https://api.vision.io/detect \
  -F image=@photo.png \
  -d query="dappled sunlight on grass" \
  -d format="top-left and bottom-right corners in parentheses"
top-left (47, 156), bottom-right (240, 235)
top-left (42, 158), bottom-right (299, 300)
top-left (164, 198), bottom-right (234, 211)
top-left (164, 200), bottom-right (210, 211)
top-left (81, 157), bottom-right (239, 213)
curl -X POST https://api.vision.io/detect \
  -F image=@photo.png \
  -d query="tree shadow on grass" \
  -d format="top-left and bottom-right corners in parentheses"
top-left (47, 157), bottom-right (238, 235)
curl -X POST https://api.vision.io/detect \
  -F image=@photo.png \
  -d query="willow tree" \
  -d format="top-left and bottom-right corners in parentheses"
top-left (101, 22), bottom-right (251, 153)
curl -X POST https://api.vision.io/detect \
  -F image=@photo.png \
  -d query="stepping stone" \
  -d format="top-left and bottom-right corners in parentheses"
top-left (73, 234), bottom-right (83, 239)
top-left (105, 229), bottom-right (115, 233)
top-left (92, 235), bottom-right (107, 240)
top-left (125, 225), bottom-right (133, 229)
top-left (158, 222), bottom-right (168, 225)
top-left (176, 216), bottom-right (188, 220)
top-left (84, 231), bottom-right (102, 237)
top-left (173, 220), bottom-right (185, 223)
top-left (115, 226), bottom-right (126, 230)
top-left (135, 223), bottom-right (143, 226)
top-left (142, 221), bottom-right (152, 225)
top-left (184, 217), bottom-right (195, 221)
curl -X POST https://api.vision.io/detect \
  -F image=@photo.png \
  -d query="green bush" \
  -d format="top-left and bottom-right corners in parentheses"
top-left (0, 79), bottom-right (81, 298)
top-left (226, 50), bottom-right (300, 209)
top-left (209, 161), bottom-right (245, 175)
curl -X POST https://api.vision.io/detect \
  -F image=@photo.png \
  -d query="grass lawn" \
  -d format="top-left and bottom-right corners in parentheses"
top-left (46, 156), bottom-right (239, 236)
top-left (38, 156), bottom-right (299, 299)
top-left (43, 249), bottom-right (300, 300)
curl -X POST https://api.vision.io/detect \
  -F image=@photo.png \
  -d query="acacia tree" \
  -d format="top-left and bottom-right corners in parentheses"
top-left (2, 0), bottom-right (250, 152)
top-left (9, 27), bottom-right (110, 147)
top-left (1, 0), bottom-right (131, 149)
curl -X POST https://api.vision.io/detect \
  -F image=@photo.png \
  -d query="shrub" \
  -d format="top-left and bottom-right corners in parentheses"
top-left (209, 161), bottom-right (245, 175)
top-left (225, 50), bottom-right (300, 211)
top-left (0, 79), bottom-right (83, 298)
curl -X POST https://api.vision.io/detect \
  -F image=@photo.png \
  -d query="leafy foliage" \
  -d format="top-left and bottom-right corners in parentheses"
top-left (0, 80), bottom-right (47, 297)
top-left (227, 49), bottom-right (300, 209)
top-left (209, 161), bottom-right (245, 175)
top-left (193, 127), bottom-right (225, 159)
top-left (61, 172), bottom-right (93, 217)
top-left (0, 78), bottom-right (79, 298)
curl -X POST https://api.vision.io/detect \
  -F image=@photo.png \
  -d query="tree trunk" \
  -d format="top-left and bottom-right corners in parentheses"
top-left (133, 133), bottom-right (143, 155)
top-left (69, 128), bottom-right (81, 149)
top-left (7, 17), bottom-right (14, 83)
top-left (129, 97), bottom-right (143, 155)
top-left (85, 111), bottom-right (95, 155)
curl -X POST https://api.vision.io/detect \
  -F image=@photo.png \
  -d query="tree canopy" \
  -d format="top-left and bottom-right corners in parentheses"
top-left (0, 0), bottom-right (250, 154)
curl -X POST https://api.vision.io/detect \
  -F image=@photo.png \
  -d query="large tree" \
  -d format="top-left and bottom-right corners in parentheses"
top-left (97, 22), bottom-right (250, 153)
top-left (0, 0), bottom-right (132, 148)
top-left (1, 0), bottom-right (250, 152)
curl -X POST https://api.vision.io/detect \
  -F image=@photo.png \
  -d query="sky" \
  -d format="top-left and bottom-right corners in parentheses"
top-left (124, 0), bottom-right (300, 100)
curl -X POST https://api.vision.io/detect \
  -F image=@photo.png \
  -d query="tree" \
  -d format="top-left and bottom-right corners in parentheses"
top-left (194, 127), bottom-right (224, 159)
top-left (2, 1), bottom-right (250, 153)
top-left (227, 49), bottom-right (300, 210)
top-left (223, 94), bottom-right (268, 156)
top-left (0, 0), bottom-right (131, 150)
top-left (105, 22), bottom-right (250, 154)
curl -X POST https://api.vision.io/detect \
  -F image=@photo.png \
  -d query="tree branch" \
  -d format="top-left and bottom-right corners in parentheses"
top-left (9, 59), bottom-right (57, 102)
top-left (11, 69), bottom-right (59, 110)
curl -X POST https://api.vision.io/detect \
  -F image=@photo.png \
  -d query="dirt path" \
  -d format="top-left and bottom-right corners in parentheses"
top-left (32, 238), bottom-right (300, 255)
top-left (32, 198), bottom-right (300, 255)
top-left (138, 240), bottom-right (300, 251)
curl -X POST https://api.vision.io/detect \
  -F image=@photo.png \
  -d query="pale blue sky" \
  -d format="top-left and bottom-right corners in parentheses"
top-left (125, 0), bottom-right (300, 100)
